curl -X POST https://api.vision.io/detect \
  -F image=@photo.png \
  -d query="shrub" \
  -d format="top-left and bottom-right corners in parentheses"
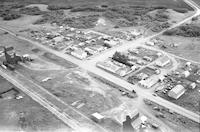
top-left (3, 12), bottom-right (21, 20)
top-left (19, 7), bottom-right (44, 15)
top-left (63, 15), bottom-right (99, 29)
top-left (70, 6), bottom-right (106, 12)
top-left (47, 5), bottom-right (73, 10)
top-left (112, 52), bottom-right (133, 67)
top-left (163, 25), bottom-right (200, 37)
top-left (173, 8), bottom-right (188, 13)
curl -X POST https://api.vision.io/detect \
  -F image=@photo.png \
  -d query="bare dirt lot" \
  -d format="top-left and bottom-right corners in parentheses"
top-left (0, 76), bottom-right (71, 132)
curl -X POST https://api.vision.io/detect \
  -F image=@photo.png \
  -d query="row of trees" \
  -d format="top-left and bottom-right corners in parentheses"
top-left (163, 25), bottom-right (200, 37)
top-left (19, 7), bottom-right (45, 15)
top-left (47, 5), bottom-right (73, 10)
top-left (112, 52), bottom-right (133, 67)
top-left (0, 10), bottom-right (21, 20)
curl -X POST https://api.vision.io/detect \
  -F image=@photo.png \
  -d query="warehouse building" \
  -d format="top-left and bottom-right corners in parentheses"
top-left (168, 85), bottom-right (186, 99)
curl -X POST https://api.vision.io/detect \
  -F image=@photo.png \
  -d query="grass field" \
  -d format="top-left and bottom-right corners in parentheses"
top-left (193, 0), bottom-right (200, 6)
top-left (159, 36), bottom-right (200, 62)
top-left (0, 76), bottom-right (71, 132)
top-left (0, 0), bottom-right (193, 10)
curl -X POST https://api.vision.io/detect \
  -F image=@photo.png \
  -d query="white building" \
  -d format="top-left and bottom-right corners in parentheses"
top-left (182, 70), bottom-right (190, 78)
top-left (168, 85), bottom-right (186, 99)
top-left (91, 112), bottom-right (104, 123)
top-left (156, 56), bottom-right (170, 67)
top-left (138, 78), bottom-right (158, 89)
top-left (71, 49), bottom-right (87, 59)
top-left (85, 47), bottom-right (97, 55)
top-left (104, 40), bottom-right (119, 47)
top-left (145, 41), bottom-right (155, 46)
top-left (53, 36), bottom-right (64, 43)
top-left (130, 30), bottom-right (142, 38)
top-left (189, 82), bottom-right (197, 89)
top-left (137, 73), bottom-right (149, 80)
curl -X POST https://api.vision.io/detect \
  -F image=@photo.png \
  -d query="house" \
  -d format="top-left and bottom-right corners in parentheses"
top-left (168, 85), bottom-right (186, 99)
top-left (145, 41), bottom-right (155, 46)
top-left (131, 65), bottom-right (139, 71)
top-left (114, 109), bottom-right (139, 125)
top-left (189, 82), bottom-right (197, 89)
top-left (96, 60), bottom-right (121, 74)
top-left (182, 70), bottom-right (190, 78)
top-left (89, 45), bottom-right (105, 52)
top-left (116, 67), bottom-right (132, 77)
top-left (155, 56), bottom-right (170, 67)
top-left (84, 47), bottom-right (98, 55)
top-left (104, 40), bottom-right (119, 47)
top-left (130, 30), bottom-right (142, 38)
top-left (53, 36), bottom-right (64, 43)
top-left (156, 52), bottom-right (163, 57)
top-left (137, 73), bottom-right (149, 80)
top-left (91, 112), bottom-right (104, 123)
top-left (128, 49), bottom-right (139, 54)
top-left (143, 56), bottom-right (153, 62)
top-left (71, 49), bottom-right (87, 59)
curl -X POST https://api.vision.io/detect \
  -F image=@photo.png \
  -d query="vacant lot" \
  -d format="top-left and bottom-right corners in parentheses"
top-left (0, 76), bottom-right (71, 132)
top-left (158, 35), bottom-right (200, 62)
top-left (16, 67), bottom-right (121, 116)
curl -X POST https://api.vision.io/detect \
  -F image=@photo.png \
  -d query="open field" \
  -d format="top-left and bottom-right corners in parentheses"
top-left (193, 0), bottom-right (200, 6)
top-left (0, 76), bottom-right (71, 132)
top-left (158, 35), bottom-right (200, 62)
